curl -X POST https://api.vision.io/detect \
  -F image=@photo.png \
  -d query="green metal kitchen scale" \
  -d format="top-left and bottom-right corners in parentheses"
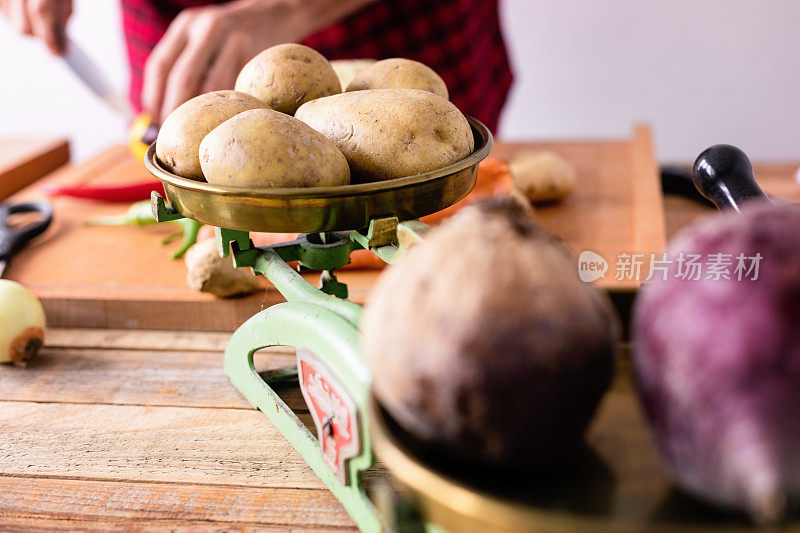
top-left (145, 118), bottom-right (506, 532)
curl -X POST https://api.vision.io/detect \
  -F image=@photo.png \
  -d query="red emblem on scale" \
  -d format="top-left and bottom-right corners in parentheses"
top-left (297, 348), bottom-right (360, 484)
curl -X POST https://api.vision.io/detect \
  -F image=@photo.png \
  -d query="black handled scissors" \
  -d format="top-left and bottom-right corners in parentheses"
top-left (0, 201), bottom-right (54, 278)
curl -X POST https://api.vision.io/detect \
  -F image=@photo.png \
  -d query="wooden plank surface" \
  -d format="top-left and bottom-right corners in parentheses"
top-left (0, 477), bottom-right (353, 530)
top-left (0, 138), bottom-right (70, 200)
top-left (0, 329), bottom-right (356, 530)
top-left (6, 127), bottom-right (664, 331)
top-left (0, 347), bottom-right (298, 409)
top-left (2, 340), bottom-right (305, 411)
top-left (0, 516), bottom-right (346, 533)
top-left (46, 327), bottom-right (232, 352)
top-left (0, 401), bottom-right (324, 488)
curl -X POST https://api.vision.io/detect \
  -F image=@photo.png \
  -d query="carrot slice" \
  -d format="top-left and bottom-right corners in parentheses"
top-left (345, 249), bottom-right (386, 270)
top-left (421, 158), bottom-right (513, 225)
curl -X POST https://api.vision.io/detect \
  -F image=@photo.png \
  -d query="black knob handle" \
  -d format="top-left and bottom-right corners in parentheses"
top-left (692, 145), bottom-right (772, 212)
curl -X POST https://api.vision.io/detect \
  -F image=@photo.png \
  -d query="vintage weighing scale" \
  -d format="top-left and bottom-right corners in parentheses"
top-left (145, 118), bottom-right (495, 532)
top-left (146, 120), bottom-right (795, 532)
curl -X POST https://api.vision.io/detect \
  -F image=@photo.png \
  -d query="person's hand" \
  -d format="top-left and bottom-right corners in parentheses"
top-left (143, 0), bottom-right (307, 125)
top-left (0, 0), bottom-right (72, 55)
top-left (143, 0), bottom-right (374, 125)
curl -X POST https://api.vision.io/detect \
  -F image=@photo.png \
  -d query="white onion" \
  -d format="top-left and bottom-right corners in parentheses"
top-left (0, 280), bottom-right (45, 364)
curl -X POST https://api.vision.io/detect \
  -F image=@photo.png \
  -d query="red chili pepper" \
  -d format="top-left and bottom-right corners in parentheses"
top-left (38, 181), bottom-right (165, 202)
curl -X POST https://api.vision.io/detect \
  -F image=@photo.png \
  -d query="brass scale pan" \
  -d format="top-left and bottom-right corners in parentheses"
top-left (144, 117), bottom-right (492, 233)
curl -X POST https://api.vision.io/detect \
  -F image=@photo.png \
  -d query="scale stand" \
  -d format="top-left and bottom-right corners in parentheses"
top-left (154, 194), bottom-right (427, 532)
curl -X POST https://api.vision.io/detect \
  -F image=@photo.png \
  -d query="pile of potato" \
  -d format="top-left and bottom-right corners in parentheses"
top-left (155, 44), bottom-right (474, 188)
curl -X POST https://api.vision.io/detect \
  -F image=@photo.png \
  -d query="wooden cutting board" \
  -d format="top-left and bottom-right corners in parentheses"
top-left (0, 138), bottom-right (70, 200)
top-left (6, 125), bottom-right (666, 331)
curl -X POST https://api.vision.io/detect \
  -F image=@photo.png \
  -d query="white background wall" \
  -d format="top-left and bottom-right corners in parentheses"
top-left (1, 0), bottom-right (798, 163)
top-left (499, 0), bottom-right (800, 162)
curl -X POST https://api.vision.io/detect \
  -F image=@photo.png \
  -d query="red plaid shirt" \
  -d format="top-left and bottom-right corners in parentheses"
top-left (122, 0), bottom-right (512, 132)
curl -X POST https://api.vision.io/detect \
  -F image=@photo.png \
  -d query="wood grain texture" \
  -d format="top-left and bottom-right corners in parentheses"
top-left (0, 346), bottom-right (304, 410)
top-left (0, 517), bottom-right (346, 532)
top-left (46, 327), bottom-right (232, 352)
top-left (7, 127), bottom-right (664, 330)
top-left (0, 401), bottom-right (323, 489)
top-left (0, 476), bottom-right (354, 530)
top-left (0, 138), bottom-right (69, 200)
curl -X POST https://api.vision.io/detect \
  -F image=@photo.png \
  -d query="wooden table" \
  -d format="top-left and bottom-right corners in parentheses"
top-left (1, 163), bottom-right (797, 531)
top-left (1, 329), bottom-right (355, 531)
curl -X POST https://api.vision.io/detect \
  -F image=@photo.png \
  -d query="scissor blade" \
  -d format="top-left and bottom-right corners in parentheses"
top-left (63, 37), bottom-right (132, 118)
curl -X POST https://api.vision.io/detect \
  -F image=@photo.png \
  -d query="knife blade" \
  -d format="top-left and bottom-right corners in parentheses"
top-left (63, 36), bottom-right (132, 118)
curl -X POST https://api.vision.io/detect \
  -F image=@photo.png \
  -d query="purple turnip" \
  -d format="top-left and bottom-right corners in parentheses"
top-left (633, 202), bottom-right (800, 523)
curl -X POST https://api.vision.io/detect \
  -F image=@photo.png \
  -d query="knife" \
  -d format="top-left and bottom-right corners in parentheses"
top-left (62, 36), bottom-right (158, 159)
top-left (63, 36), bottom-right (133, 119)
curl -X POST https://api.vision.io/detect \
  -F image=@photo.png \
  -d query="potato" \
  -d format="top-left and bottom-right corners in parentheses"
top-left (235, 43), bottom-right (341, 115)
top-left (330, 58), bottom-right (377, 91)
top-left (155, 90), bottom-right (266, 180)
top-left (199, 108), bottom-right (350, 188)
top-left (295, 89), bottom-right (473, 182)
top-left (510, 150), bottom-right (577, 203)
top-left (346, 58), bottom-right (448, 99)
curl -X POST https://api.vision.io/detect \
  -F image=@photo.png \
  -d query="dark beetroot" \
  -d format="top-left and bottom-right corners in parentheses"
top-left (363, 200), bottom-right (619, 471)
